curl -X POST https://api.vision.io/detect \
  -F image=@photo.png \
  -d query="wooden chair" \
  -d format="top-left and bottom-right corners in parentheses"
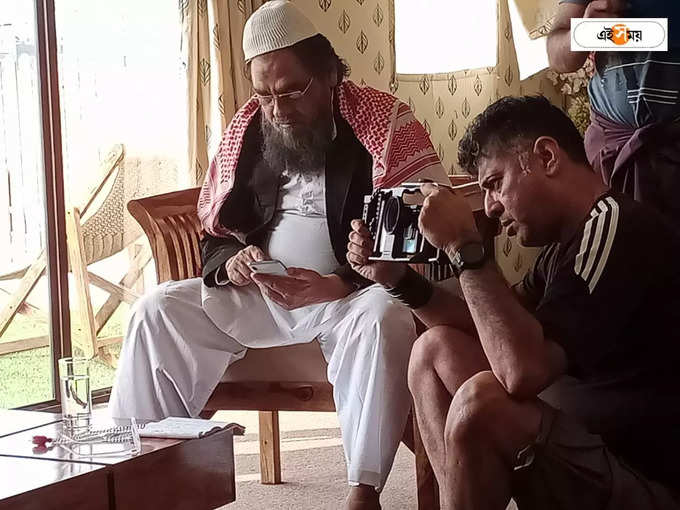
top-left (65, 143), bottom-right (180, 363)
top-left (0, 146), bottom-right (127, 344)
top-left (127, 187), bottom-right (443, 508)
top-left (65, 144), bottom-right (152, 362)
top-left (0, 144), bottom-right (153, 364)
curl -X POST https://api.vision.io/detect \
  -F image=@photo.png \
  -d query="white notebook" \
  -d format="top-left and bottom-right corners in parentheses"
top-left (139, 417), bottom-right (229, 439)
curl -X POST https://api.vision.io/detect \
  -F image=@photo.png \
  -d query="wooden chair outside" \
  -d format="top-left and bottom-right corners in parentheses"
top-left (0, 144), bottom-right (153, 364)
top-left (0, 147), bottom-right (127, 346)
top-left (127, 187), bottom-right (440, 507)
top-left (65, 144), bottom-right (154, 362)
top-left (65, 143), bottom-right (181, 363)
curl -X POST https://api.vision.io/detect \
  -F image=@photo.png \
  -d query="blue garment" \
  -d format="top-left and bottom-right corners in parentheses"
top-left (560, 0), bottom-right (680, 127)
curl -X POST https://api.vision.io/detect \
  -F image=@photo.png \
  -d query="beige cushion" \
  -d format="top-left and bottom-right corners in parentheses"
top-left (220, 341), bottom-right (329, 383)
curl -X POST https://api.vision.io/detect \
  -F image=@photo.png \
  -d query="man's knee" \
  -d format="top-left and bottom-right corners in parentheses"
top-left (370, 294), bottom-right (412, 329)
top-left (126, 281), bottom-right (193, 347)
top-left (408, 326), bottom-right (455, 391)
top-left (407, 326), bottom-right (478, 393)
top-left (353, 294), bottom-right (416, 357)
top-left (444, 371), bottom-right (510, 446)
top-left (131, 282), bottom-right (173, 321)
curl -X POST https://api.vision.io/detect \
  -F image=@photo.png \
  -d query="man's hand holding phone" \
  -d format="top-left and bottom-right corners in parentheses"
top-left (248, 259), bottom-right (289, 276)
top-left (250, 262), bottom-right (354, 310)
top-left (224, 245), bottom-right (267, 286)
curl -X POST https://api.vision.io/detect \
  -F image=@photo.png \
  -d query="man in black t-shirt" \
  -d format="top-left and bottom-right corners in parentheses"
top-left (347, 96), bottom-right (680, 509)
top-left (523, 190), bottom-right (680, 488)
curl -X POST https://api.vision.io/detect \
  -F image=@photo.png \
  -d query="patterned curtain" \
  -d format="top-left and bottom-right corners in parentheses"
top-left (181, 0), bottom-right (267, 185)
top-left (511, 0), bottom-right (557, 39)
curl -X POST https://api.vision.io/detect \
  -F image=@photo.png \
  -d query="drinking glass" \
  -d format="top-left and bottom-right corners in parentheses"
top-left (58, 357), bottom-right (92, 434)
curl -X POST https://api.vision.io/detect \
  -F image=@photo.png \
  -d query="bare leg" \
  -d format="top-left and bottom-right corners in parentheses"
top-left (346, 484), bottom-right (380, 510)
top-left (407, 326), bottom-right (490, 502)
top-left (444, 371), bottom-right (542, 510)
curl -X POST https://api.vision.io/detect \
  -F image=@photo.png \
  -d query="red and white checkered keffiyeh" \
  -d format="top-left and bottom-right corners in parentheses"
top-left (198, 80), bottom-right (441, 237)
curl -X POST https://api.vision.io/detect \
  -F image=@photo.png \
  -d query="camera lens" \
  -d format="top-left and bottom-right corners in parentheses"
top-left (384, 196), bottom-right (402, 234)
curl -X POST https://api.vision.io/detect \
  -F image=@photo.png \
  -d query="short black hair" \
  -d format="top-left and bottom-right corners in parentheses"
top-left (245, 34), bottom-right (350, 86)
top-left (457, 95), bottom-right (589, 176)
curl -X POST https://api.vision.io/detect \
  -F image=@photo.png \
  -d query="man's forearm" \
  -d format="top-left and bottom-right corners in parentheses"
top-left (200, 234), bottom-right (247, 287)
top-left (413, 279), bottom-right (477, 336)
top-left (457, 262), bottom-right (565, 397)
top-left (547, 29), bottom-right (589, 73)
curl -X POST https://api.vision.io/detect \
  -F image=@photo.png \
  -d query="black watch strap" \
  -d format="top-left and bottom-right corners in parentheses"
top-left (451, 242), bottom-right (486, 277)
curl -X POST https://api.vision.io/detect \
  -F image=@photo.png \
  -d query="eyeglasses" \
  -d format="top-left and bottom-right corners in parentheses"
top-left (254, 77), bottom-right (314, 107)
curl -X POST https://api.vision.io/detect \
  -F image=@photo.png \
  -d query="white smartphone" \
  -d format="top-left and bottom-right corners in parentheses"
top-left (248, 259), bottom-right (288, 276)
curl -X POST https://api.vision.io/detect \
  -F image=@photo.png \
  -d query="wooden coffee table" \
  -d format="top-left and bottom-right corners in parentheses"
top-left (0, 409), bottom-right (242, 510)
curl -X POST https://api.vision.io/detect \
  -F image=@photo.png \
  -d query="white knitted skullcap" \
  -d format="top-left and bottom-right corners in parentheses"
top-left (243, 0), bottom-right (319, 61)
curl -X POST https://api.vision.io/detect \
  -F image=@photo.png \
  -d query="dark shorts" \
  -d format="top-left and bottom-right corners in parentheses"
top-left (511, 402), bottom-right (680, 510)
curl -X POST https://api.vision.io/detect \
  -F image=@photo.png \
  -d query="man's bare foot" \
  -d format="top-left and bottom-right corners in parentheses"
top-left (346, 485), bottom-right (381, 510)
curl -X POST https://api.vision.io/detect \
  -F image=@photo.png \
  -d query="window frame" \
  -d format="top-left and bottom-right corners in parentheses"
top-left (14, 0), bottom-right (72, 411)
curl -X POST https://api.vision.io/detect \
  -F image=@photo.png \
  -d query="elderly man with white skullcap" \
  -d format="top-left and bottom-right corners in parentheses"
top-left (110, 2), bottom-right (449, 507)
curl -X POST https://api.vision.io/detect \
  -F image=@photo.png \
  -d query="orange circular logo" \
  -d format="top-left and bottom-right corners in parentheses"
top-left (611, 24), bottom-right (629, 45)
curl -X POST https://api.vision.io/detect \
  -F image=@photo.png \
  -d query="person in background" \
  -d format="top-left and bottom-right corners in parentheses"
top-left (547, 0), bottom-right (680, 226)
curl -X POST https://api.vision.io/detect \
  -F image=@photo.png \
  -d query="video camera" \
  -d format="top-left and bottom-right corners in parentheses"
top-left (362, 183), bottom-right (445, 263)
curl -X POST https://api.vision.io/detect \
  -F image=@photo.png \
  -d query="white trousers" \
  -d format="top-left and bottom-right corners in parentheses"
top-left (109, 278), bottom-right (416, 490)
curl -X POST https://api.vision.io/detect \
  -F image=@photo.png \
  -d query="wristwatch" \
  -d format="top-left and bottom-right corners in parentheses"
top-left (451, 242), bottom-right (486, 277)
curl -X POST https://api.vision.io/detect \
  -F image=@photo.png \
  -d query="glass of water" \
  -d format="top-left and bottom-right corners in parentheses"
top-left (58, 357), bottom-right (92, 434)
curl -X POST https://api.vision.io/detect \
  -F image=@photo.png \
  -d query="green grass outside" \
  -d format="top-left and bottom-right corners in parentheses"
top-left (0, 306), bottom-right (127, 409)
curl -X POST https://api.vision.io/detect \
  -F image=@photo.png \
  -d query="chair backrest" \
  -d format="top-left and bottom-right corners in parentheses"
top-left (78, 143), bottom-right (180, 265)
top-left (127, 187), bottom-right (202, 283)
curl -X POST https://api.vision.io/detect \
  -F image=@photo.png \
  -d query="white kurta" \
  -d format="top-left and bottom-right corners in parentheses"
top-left (265, 167), bottom-right (338, 273)
top-left (109, 164), bottom-right (440, 490)
top-left (110, 278), bottom-right (415, 490)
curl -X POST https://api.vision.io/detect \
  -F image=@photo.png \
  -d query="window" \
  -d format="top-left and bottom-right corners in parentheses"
top-left (54, 0), bottom-right (186, 390)
top-left (394, 0), bottom-right (497, 75)
top-left (507, 0), bottom-right (549, 80)
top-left (0, 0), bottom-right (187, 408)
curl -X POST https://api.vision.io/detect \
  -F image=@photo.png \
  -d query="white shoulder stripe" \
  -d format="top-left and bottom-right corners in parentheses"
top-left (629, 87), bottom-right (679, 94)
top-left (574, 205), bottom-right (602, 275)
top-left (587, 197), bottom-right (619, 293)
top-left (580, 201), bottom-right (608, 282)
top-left (574, 198), bottom-right (619, 293)
top-left (574, 215), bottom-right (595, 275)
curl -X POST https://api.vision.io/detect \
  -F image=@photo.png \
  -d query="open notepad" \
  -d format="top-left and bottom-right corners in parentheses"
top-left (138, 417), bottom-right (230, 439)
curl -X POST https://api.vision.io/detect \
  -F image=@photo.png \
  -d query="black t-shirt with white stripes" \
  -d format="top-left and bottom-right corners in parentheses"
top-left (522, 191), bottom-right (680, 487)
